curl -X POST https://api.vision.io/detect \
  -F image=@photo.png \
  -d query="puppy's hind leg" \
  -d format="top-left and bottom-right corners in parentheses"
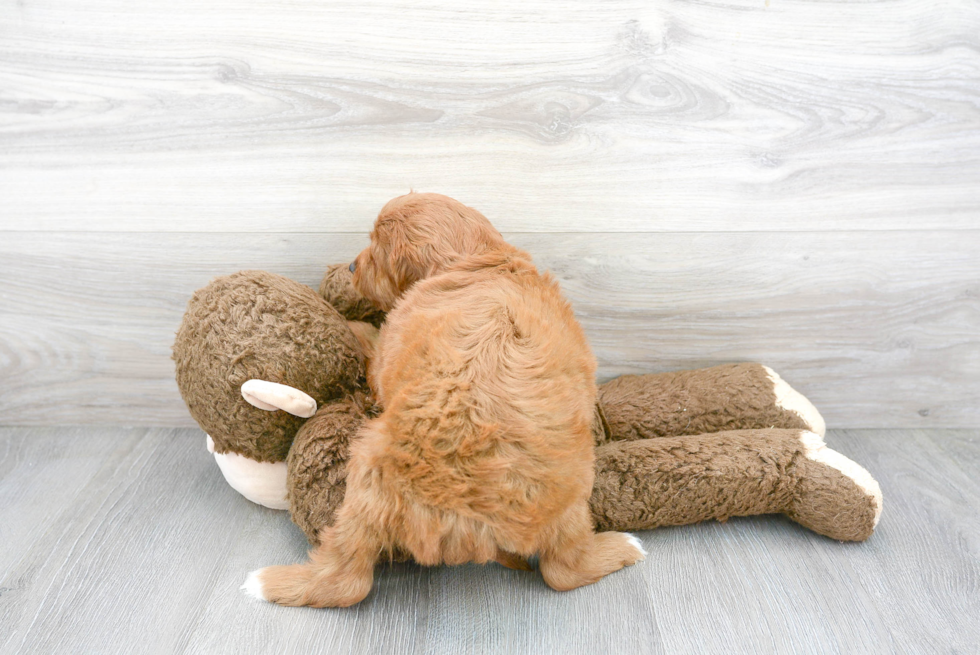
top-left (245, 506), bottom-right (381, 607)
top-left (539, 501), bottom-right (646, 592)
top-left (244, 443), bottom-right (386, 608)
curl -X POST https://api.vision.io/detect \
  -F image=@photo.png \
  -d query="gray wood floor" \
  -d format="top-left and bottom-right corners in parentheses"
top-left (1, 427), bottom-right (977, 654)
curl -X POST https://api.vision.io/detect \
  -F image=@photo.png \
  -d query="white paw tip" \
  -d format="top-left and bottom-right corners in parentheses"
top-left (241, 570), bottom-right (268, 602)
top-left (799, 431), bottom-right (883, 528)
top-left (625, 533), bottom-right (648, 559)
top-left (765, 366), bottom-right (827, 437)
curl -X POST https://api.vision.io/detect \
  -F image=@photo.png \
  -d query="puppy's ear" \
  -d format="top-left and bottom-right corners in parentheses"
top-left (375, 220), bottom-right (439, 293)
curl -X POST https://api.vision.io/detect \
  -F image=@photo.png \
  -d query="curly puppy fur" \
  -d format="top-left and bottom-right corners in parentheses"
top-left (252, 193), bottom-right (644, 607)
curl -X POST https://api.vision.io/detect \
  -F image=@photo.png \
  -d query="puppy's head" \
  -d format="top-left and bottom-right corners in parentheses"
top-left (350, 193), bottom-right (504, 310)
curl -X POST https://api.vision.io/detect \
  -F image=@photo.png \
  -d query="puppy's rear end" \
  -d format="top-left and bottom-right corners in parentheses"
top-left (246, 193), bottom-right (644, 607)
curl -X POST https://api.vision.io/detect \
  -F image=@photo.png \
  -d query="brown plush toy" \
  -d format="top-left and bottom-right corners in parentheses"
top-left (173, 269), bottom-right (378, 509)
top-left (173, 197), bottom-right (882, 550)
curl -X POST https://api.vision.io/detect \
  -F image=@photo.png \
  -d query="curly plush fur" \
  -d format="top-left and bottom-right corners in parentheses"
top-left (590, 427), bottom-right (879, 541)
top-left (286, 394), bottom-right (378, 541)
top-left (173, 270), bottom-right (366, 462)
top-left (596, 364), bottom-right (811, 443)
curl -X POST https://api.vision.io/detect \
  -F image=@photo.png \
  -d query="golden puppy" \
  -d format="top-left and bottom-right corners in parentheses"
top-left (245, 193), bottom-right (644, 607)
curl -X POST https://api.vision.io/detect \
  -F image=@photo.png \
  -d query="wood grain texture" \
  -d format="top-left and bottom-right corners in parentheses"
top-left (1, 427), bottom-right (977, 654)
top-left (1, 0), bottom-right (979, 232)
top-left (1, 0), bottom-right (978, 428)
top-left (1, 230), bottom-right (976, 428)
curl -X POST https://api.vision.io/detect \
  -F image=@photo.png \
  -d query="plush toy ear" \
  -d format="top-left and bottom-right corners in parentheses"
top-left (241, 380), bottom-right (317, 418)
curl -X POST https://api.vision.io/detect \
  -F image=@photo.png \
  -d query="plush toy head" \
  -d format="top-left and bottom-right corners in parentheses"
top-left (173, 270), bottom-right (367, 462)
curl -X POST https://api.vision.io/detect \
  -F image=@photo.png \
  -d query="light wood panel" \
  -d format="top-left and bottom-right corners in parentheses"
top-left (2, 0), bottom-right (979, 232)
top-left (1, 427), bottom-right (978, 654)
top-left (0, 230), bottom-right (976, 428)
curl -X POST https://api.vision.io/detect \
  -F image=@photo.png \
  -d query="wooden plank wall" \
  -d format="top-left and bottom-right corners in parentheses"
top-left (1, 0), bottom-right (978, 428)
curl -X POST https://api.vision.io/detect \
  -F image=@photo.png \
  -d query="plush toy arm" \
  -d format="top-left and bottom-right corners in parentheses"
top-left (286, 397), bottom-right (369, 545)
top-left (319, 263), bottom-right (387, 326)
top-left (241, 380), bottom-right (317, 418)
top-left (589, 428), bottom-right (881, 541)
top-left (596, 363), bottom-right (825, 443)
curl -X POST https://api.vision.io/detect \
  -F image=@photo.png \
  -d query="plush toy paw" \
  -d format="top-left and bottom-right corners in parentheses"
top-left (764, 367), bottom-right (826, 437)
top-left (788, 431), bottom-right (883, 541)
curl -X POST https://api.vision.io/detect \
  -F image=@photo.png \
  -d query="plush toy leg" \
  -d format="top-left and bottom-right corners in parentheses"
top-left (596, 363), bottom-right (825, 443)
top-left (789, 431), bottom-right (883, 540)
top-left (244, 507), bottom-right (380, 607)
top-left (590, 428), bottom-right (881, 541)
top-left (206, 435), bottom-right (289, 510)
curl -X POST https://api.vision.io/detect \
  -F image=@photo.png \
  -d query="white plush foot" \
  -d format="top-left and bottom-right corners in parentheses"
top-left (207, 435), bottom-right (289, 510)
top-left (241, 570), bottom-right (268, 602)
top-left (799, 431), bottom-right (883, 527)
top-left (624, 533), bottom-right (648, 559)
top-left (765, 366), bottom-right (827, 437)
top-left (241, 379), bottom-right (317, 418)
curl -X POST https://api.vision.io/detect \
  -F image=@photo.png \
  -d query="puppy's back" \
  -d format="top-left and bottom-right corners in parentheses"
top-left (371, 252), bottom-right (598, 542)
top-left (378, 252), bottom-right (596, 420)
